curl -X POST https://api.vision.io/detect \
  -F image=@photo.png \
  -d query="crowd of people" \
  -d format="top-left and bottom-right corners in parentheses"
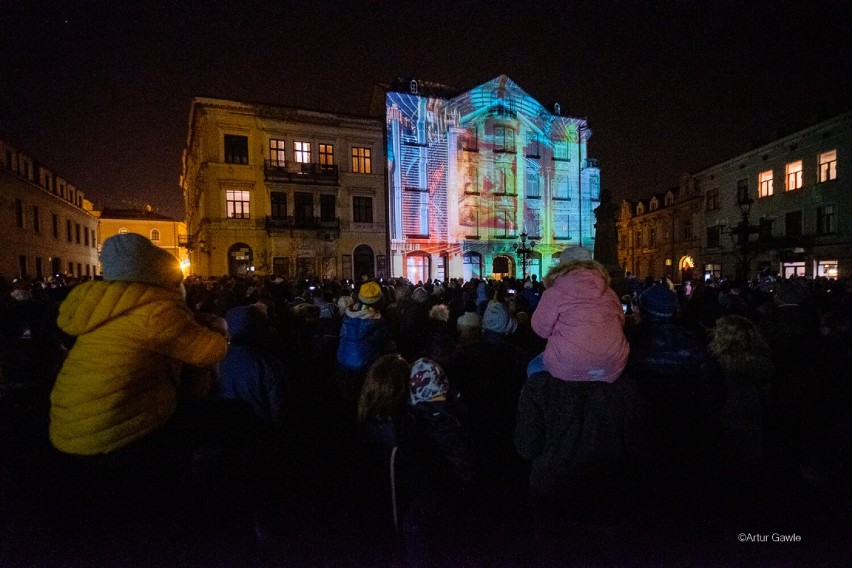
top-left (1, 236), bottom-right (851, 566)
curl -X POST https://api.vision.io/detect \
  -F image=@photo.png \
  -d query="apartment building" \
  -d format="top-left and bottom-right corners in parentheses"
top-left (180, 98), bottom-right (387, 279)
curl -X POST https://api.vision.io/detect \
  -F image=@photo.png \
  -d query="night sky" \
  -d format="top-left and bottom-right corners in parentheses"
top-left (2, 1), bottom-right (850, 220)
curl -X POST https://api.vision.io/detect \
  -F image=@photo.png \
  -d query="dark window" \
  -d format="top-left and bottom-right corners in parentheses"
top-left (19, 255), bottom-right (28, 278)
top-left (493, 126), bottom-right (515, 153)
top-left (224, 134), bottom-right (249, 164)
top-left (66, 220), bottom-right (72, 241)
top-left (52, 214), bottom-right (59, 238)
top-left (35, 257), bottom-right (43, 280)
top-left (294, 192), bottom-right (313, 222)
top-left (32, 205), bottom-right (40, 233)
top-left (15, 199), bottom-right (23, 228)
top-left (320, 194), bottom-right (336, 222)
top-left (759, 218), bottom-right (774, 240)
top-left (682, 219), bottom-right (693, 240)
top-left (353, 196), bottom-right (373, 223)
top-left (75, 224), bottom-right (81, 243)
top-left (817, 204), bottom-right (837, 235)
top-left (707, 225), bottom-right (721, 247)
top-left (706, 188), bottom-right (720, 210)
top-left (736, 178), bottom-right (749, 203)
top-left (649, 227), bottom-right (657, 247)
top-left (84, 227), bottom-right (89, 246)
top-left (271, 192), bottom-right (287, 219)
top-left (785, 210), bottom-right (802, 237)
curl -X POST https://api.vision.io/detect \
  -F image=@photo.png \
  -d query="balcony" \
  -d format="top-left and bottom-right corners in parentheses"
top-left (265, 215), bottom-right (340, 238)
top-left (263, 160), bottom-right (339, 185)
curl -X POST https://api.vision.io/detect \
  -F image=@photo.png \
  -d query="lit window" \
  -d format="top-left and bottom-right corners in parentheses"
top-left (294, 141), bottom-right (311, 163)
top-left (353, 196), bottom-right (373, 223)
top-left (226, 190), bottom-right (250, 219)
top-left (150, 229), bottom-right (160, 241)
top-left (269, 139), bottom-right (286, 167)
top-left (759, 170), bottom-right (774, 198)
top-left (352, 147), bottom-right (372, 173)
top-left (319, 144), bottom-right (334, 169)
top-left (817, 261), bottom-right (838, 278)
top-left (785, 160), bottom-right (803, 191)
top-left (819, 150), bottom-right (837, 182)
top-left (650, 197), bottom-right (658, 211)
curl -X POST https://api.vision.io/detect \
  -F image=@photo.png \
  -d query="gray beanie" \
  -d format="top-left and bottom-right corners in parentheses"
top-left (100, 233), bottom-right (184, 290)
top-left (559, 246), bottom-right (593, 264)
top-left (456, 311), bottom-right (482, 330)
top-left (482, 301), bottom-right (518, 335)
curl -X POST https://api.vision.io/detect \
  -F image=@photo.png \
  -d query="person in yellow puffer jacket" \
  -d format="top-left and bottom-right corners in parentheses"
top-left (49, 233), bottom-right (229, 456)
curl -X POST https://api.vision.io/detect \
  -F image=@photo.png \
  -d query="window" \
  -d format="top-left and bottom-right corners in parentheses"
top-left (269, 139), bottom-right (286, 167)
top-left (294, 141), bottom-right (311, 163)
top-left (353, 196), bottom-right (373, 223)
top-left (118, 227), bottom-right (128, 234)
top-left (406, 253), bottom-right (430, 284)
top-left (294, 192), bottom-right (313, 222)
top-left (319, 144), bottom-right (334, 169)
top-left (462, 251), bottom-right (483, 280)
top-left (704, 263), bottom-right (722, 281)
top-left (67, 220), bottom-right (73, 241)
top-left (526, 134), bottom-right (540, 158)
top-left (682, 219), bottom-right (693, 240)
top-left (817, 261), bottom-right (838, 278)
top-left (320, 194), bottom-right (336, 222)
top-left (819, 150), bottom-right (837, 182)
top-left (785, 210), bottom-right (802, 237)
top-left (635, 230), bottom-right (642, 248)
top-left (462, 128), bottom-right (479, 151)
top-left (465, 164), bottom-right (479, 194)
top-left (35, 257), bottom-right (43, 280)
top-left (75, 224), bottom-right (81, 243)
top-left (649, 227), bottom-right (657, 247)
top-left (32, 205), bottom-right (40, 233)
top-left (785, 160), bottom-right (803, 191)
top-left (737, 178), bottom-right (749, 203)
top-left (91, 228), bottom-right (97, 247)
top-left (226, 190), bottom-right (250, 219)
top-left (664, 193), bottom-right (674, 206)
top-left (553, 176), bottom-right (570, 200)
top-left (553, 213), bottom-right (570, 240)
top-left (759, 170), bottom-right (774, 198)
top-left (496, 209), bottom-right (514, 237)
top-left (817, 204), bottom-right (837, 235)
top-left (224, 134), bottom-right (249, 164)
top-left (352, 147), bottom-right (372, 174)
top-left (553, 141), bottom-right (569, 161)
top-left (526, 173), bottom-right (540, 198)
top-left (52, 214), bottom-right (59, 238)
top-left (497, 167), bottom-right (515, 194)
top-left (84, 228), bottom-right (89, 246)
top-left (150, 229), bottom-right (160, 241)
top-left (15, 199), bottom-right (23, 228)
top-left (706, 225), bottom-right (721, 247)
top-left (493, 126), bottom-right (515, 152)
top-left (705, 188), bottom-right (720, 210)
top-left (759, 218), bottom-right (774, 240)
top-left (271, 192), bottom-right (287, 219)
top-left (19, 255), bottom-right (27, 278)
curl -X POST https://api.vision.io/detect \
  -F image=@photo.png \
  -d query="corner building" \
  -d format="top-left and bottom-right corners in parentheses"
top-left (180, 98), bottom-right (387, 279)
top-left (381, 76), bottom-right (601, 281)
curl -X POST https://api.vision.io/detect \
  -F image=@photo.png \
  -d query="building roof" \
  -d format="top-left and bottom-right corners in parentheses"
top-left (98, 207), bottom-right (178, 222)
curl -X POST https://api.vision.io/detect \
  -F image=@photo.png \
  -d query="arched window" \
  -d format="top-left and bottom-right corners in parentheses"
top-left (118, 227), bottom-right (129, 234)
top-left (150, 229), bottom-right (160, 241)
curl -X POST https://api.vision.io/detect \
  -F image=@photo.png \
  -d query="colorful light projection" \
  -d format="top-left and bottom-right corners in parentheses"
top-left (386, 76), bottom-right (600, 279)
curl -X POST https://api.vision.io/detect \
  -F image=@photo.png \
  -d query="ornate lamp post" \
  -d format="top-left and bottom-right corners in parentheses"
top-left (729, 195), bottom-right (760, 282)
top-left (514, 231), bottom-right (537, 281)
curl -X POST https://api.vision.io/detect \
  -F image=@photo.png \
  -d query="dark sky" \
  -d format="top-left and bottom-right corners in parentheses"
top-left (2, 1), bottom-right (850, 220)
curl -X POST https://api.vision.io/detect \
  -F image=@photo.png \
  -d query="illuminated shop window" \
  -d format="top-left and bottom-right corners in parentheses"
top-left (817, 261), bottom-right (838, 278)
top-left (406, 253), bottom-right (430, 284)
top-left (705, 188), bottom-right (720, 210)
top-left (224, 135), bottom-right (248, 164)
top-left (269, 139), bottom-right (286, 167)
top-left (352, 147), bottom-right (372, 173)
top-left (226, 190), bottom-right (250, 219)
top-left (782, 262), bottom-right (806, 278)
top-left (704, 264), bottom-right (722, 281)
top-left (759, 170), bottom-right (774, 198)
top-left (785, 160), bottom-right (803, 191)
top-left (817, 204), bottom-right (836, 235)
top-left (319, 144), bottom-right (334, 169)
top-left (819, 150), bottom-right (837, 182)
top-left (294, 141), bottom-right (311, 163)
top-left (353, 196), bottom-right (373, 223)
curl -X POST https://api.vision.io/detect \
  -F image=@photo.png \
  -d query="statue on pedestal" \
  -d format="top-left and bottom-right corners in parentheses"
top-left (593, 189), bottom-right (626, 295)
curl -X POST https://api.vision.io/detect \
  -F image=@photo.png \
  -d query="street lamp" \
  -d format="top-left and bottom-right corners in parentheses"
top-left (729, 195), bottom-right (760, 281)
top-left (514, 231), bottom-right (537, 281)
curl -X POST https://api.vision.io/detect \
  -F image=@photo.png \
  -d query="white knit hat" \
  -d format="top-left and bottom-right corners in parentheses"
top-left (100, 233), bottom-right (184, 290)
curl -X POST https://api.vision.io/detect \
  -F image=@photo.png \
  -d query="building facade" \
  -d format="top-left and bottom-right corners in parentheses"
top-left (94, 207), bottom-right (188, 274)
top-left (694, 111), bottom-right (851, 281)
top-left (381, 76), bottom-right (601, 282)
top-left (617, 176), bottom-right (702, 284)
top-left (1, 138), bottom-right (99, 282)
top-left (180, 98), bottom-right (387, 280)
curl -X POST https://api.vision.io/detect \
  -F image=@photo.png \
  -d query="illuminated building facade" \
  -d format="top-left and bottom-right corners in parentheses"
top-left (617, 175), bottom-right (702, 283)
top-left (1, 138), bottom-right (99, 281)
top-left (94, 207), bottom-right (188, 275)
top-left (382, 75), bottom-right (601, 282)
top-left (180, 98), bottom-right (387, 279)
top-left (693, 111), bottom-right (851, 281)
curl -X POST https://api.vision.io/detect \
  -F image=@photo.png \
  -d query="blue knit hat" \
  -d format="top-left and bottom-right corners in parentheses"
top-left (482, 300), bottom-right (518, 334)
top-left (639, 284), bottom-right (678, 320)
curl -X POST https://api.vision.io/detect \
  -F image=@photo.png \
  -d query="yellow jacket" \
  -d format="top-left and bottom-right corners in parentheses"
top-left (49, 280), bottom-right (228, 455)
